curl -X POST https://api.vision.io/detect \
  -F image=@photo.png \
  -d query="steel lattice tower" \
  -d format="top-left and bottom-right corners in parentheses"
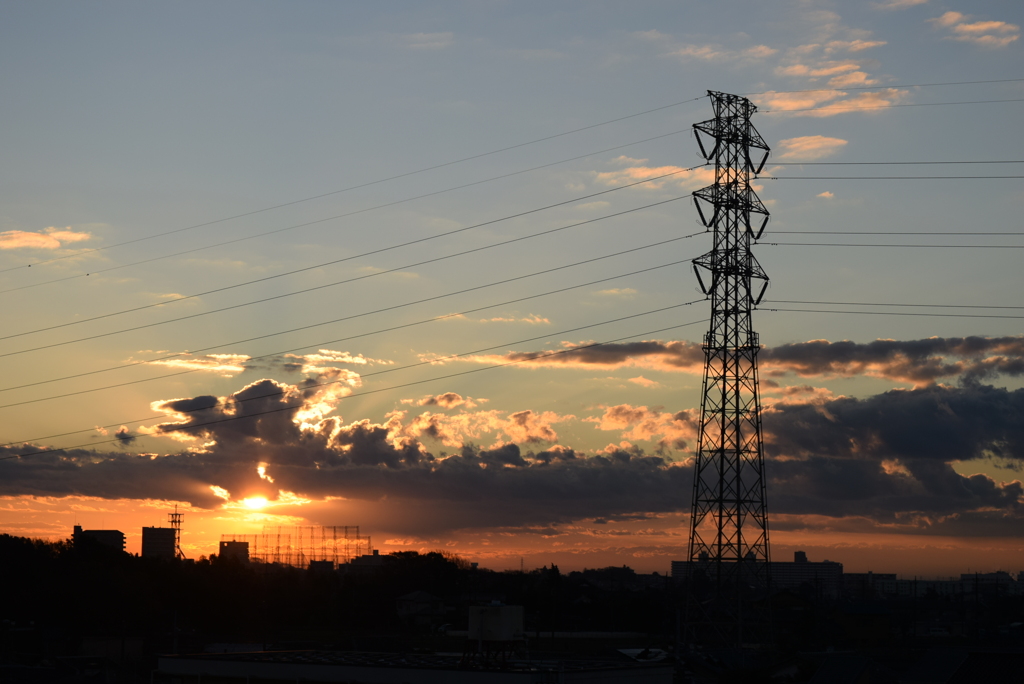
top-left (169, 504), bottom-right (186, 560)
top-left (686, 91), bottom-right (772, 647)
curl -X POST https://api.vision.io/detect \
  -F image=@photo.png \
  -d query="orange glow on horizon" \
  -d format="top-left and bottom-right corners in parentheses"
top-left (242, 496), bottom-right (269, 510)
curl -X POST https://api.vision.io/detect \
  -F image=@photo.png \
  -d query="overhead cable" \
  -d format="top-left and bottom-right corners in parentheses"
top-left (767, 160), bottom-right (1024, 166)
top-left (1, 168), bottom-right (701, 344)
top-left (762, 97), bottom-right (1024, 114)
top-left (761, 308), bottom-right (1024, 319)
top-left (769, 231), bottom-right (1023, 236)
top-left (760, 175), bottom-right (1024, 179)
top-left (1, 129), bottom-right (692, 295)
top-left (0, 198), bottom-right (697, 359)
top-left (762, 242), bottom-right (1024, 248)
top-left (742, 77), bottom-right (1024, 96)
top-left (764, 299), bottom-right (1024, 310)
top-left (0, 245), bottom-right (703, 406)
top-left (0, 317), bottom-right (706, 457)
top-left (0, 96), bottom-right (707, 274)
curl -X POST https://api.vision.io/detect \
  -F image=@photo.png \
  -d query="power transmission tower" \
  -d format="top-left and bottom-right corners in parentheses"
top-left (685, 91), bottom-right (772, 649)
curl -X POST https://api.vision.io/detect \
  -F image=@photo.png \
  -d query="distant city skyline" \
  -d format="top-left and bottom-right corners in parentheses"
top-left (1, 0), bottom-right (1023, 576)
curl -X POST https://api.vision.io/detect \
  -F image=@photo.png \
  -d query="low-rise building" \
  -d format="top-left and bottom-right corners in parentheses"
top-left (72, 525), bottom-right (125, 552)
top-left (218, 540), bottom-right (250, 563)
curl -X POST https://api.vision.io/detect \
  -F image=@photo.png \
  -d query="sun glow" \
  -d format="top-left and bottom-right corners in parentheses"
top-left (243, 496), bottom-right (269, 510)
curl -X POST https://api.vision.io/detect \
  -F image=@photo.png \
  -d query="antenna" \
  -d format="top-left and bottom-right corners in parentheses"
top-left (169, 504), bottom-right (186, 560)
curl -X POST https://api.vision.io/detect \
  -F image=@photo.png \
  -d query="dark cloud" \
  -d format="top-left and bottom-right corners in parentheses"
top-left (463, 335), bottom-right (1024, 385)
top-left (416, 392), bottom-right (466, 408)
top-left (761, 336), bottom-right (1024, 384)
top-left (114, 426), bottom-right (136, 446)
top-left (3, 377), bottom-right (1023, 538)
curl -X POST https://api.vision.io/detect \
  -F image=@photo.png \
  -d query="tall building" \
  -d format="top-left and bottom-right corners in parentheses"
top-left (73, 525), bottom-right (125, 552)
top-left (142, 527), bottom-right (178, 559)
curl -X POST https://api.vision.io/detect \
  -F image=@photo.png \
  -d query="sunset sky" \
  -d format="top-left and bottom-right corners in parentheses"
top-left (1, 1), bottom-right (1023, 578)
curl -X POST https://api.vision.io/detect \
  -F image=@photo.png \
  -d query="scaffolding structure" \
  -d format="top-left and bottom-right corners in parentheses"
top-left (685, 90), bottom-right (772, 648)
top-left (220, 526), bottom-right (371, 568)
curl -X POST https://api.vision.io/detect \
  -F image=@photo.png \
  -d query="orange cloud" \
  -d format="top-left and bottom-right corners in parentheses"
top-left (929, 12), bottom-right (1020, 47)
top-left (776, 135), bottom-right (849, 160)
top-left (0, 227), bottom-right (92, 250)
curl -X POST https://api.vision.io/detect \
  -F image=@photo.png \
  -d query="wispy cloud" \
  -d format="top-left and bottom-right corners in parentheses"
top-left (776, 135), bottom-right (849, 160)
top-left (873, 0), bottom-right (928, 10)
top-left (929, 11), bottom-right (1020, 47)
top-left (671, 43), bottom-right (777, 62)
top-left (403, 32), bottom-right (454, 50)
top-left (592, 164), bottom-right (715, 190)
top-left (757, 88), bottom-right (911, 117)
top-left (0, 227), bottom-right (92, 250)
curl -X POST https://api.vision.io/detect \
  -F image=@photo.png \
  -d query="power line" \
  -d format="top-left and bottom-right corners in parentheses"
top-left (764, 299), bottom-right (1024, 310)
top-left (769, 231), bottom-right (1023, 236)
top-left (0, 169), bottom-right (700, 343)
top-left (0, 207), bottom-right (698, 359)
top-left (0, 250), bottom-right (703, 407)
top-left (761, 307), bottom-right (1024, 320)
top-left (1, 130), bottom-right (692, 296)
top-left (762, 97), bottom-right (1024, 114)
top-left (0, 317), bottom-right (706, 457)
top-left (767, 160), bottom-right (1024, 166)
top-left (743, 77), bottom-right (1024, 96)
top-left (763, 242), bottom-right (1024, 248)
top-left (0, 96), bottom-right (708, 275)
top-left (760, 175), bottom-right (1024, 179)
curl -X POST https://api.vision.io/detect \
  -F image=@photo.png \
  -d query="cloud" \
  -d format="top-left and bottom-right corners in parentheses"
top-left (415, 392), bottom-right (469, 409)
top-left (760, 336), bottom-right (1024, 385)
top-left (762, 384), bottom-right (1024, 529)
top-left (592, 164), bottom-right (715, 191)
top-left (403, 32), bottom-right (454, 50)
top-left (403, 407), bottom-right (573, 448)
top-left (824, 39), bottom-right (887, 52)
top-left (873, 0), bottom-right (928, 9)
top-left (147, 353), bottom-right (251, 376)
top-left (114, 427), bottom-right (136, 446)
top-left (818, 191), bottom-right (835, 198)
top-left (670, 43), bottom-right (777, 63)
top-left (757, 89), bottom-right (911, 117)
top-left (595, 288), bottom-right (637, 298)
top-left (929, 12), bottom-right (1020, 47)
top-left (776, 135), bottom-right (849, 160)
top-left (5, 370), bottom-right (1024, 538)
top-left (480, 314), bottom-right (550, 325)
top-left (628, 376), bottom-right (660, 388)
top-left (0, 227), bottom-right (92, 250)
top-left (456, 339), bottom-right (706, 373)
top-left (450, 335), bottom-right (1024, 386)
top-left (586, 404), bottom-right (698, 452)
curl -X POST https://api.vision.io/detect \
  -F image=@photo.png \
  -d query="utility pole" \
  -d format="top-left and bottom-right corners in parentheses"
top-left (685, 91), bottom-right (772, 649)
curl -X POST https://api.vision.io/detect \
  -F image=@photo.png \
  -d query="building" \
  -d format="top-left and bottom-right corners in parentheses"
top-left (218, 540), bottom-right (250, 563)
top-left (73, 525), bottom-right (125, 552)
top-left (671, 551), bottom-right (843, 599)
top-left (142, 527), bottom-right (178, 559)
top-left (344, 549), bottom-right (386, 573)
top-left (770, 551), bottom-right (843, 599)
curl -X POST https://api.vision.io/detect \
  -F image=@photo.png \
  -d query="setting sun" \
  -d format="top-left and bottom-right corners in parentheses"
top-left (243, 497), bottom-right (269, 510)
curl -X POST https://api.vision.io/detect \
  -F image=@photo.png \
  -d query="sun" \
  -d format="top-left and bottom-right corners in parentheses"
top-left (242, 496), bottom-right (269, 510)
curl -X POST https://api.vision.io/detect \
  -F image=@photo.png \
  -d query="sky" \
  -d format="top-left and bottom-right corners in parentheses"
top-left (1, 0), bottom-right (1022, 578)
